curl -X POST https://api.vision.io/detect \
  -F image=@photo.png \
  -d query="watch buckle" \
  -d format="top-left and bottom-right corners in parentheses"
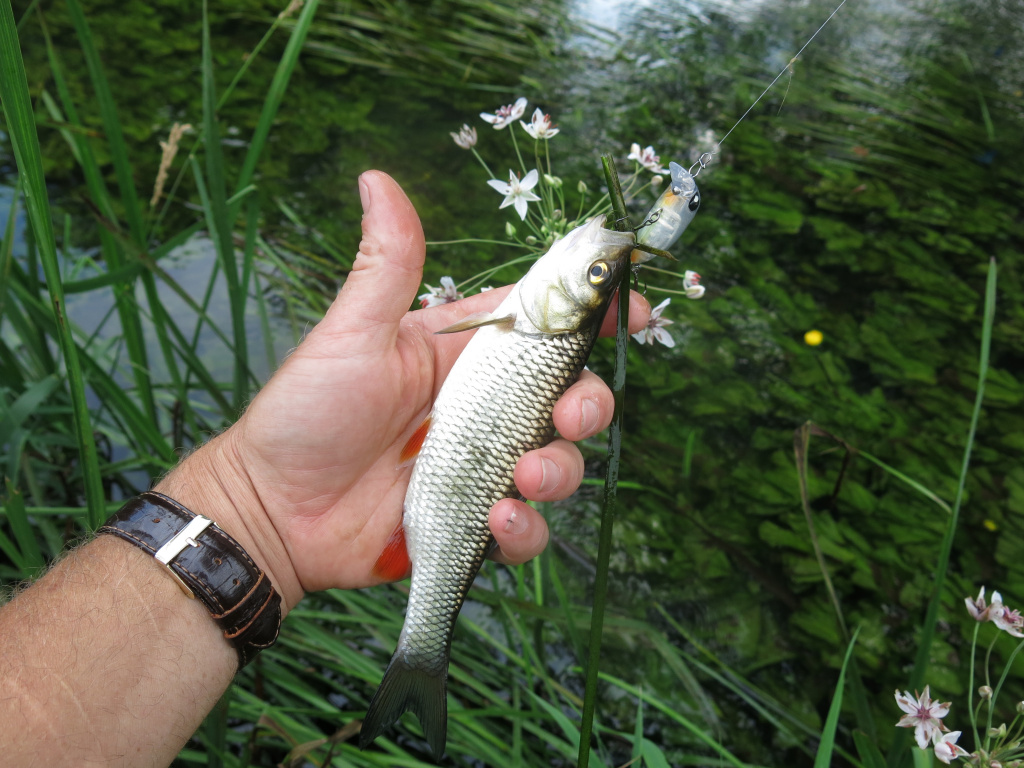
top-left (153, 515), bottom-right (214, 599)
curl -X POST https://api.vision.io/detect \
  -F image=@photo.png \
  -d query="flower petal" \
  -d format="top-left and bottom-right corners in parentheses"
top-left (653, 326), bottom-right (676, 348)
top-left (520, 169), bottom-right (540, 191)
top-left (487, 179), bottom-right (511, 194)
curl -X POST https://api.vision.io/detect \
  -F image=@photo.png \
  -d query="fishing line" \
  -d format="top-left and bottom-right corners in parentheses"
top-left (689, 0), bottom-right (850, 177)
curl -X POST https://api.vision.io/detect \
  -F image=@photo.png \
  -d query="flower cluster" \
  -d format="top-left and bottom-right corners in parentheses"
top-left (432, 98), bottom-right (707, 342)
top-left (966, 587), bottom-right (1024, 638)
top-left (893, 587), bottom-right (1024, 766)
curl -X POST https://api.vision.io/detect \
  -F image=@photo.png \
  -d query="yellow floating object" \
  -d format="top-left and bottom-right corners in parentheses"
top-left (804, 329), bottom-right (824, 346)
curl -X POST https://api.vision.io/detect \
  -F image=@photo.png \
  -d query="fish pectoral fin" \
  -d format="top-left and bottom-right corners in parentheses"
top-left (397, 414), bottom-right (432, 468)
top-left (434, 312), bottom-right (515, 335)
top-left (372, 522), bottom-right (411, 581)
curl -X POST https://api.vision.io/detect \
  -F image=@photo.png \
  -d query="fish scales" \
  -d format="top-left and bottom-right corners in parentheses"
top-left (359, 216), bottom-right (636, 760)
top-left (403, 326), bottom-right (597, 660)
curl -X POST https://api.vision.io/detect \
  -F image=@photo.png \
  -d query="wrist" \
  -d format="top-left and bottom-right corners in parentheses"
top-left (153, 430), bottom-right (304, 614)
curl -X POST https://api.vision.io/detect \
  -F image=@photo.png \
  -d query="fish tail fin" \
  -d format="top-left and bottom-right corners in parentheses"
top-left (359, 654), bottom-right (448, 760)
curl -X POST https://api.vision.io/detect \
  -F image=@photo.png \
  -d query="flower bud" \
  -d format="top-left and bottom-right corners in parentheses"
top-left (650, 174), bottom-right (664, 188)
top-left (980, 685), bottom-right (993, 700)
top-left (989, 724), bottom-right (1007, 738)
top-left (450, 123), bottom-right (477, 149)
top-left (525, 235), bottom-right (537, 245)
top-left (543, 174), bottom-right (562, 188)
top-left (577, 180), bottom-right (588, 194)
top-left (505, 221), bottom-right (517, 238)
top-left (1018, 701), bottom-right (1024, 715)
top-left (552, 209), bottom-right (562, 221)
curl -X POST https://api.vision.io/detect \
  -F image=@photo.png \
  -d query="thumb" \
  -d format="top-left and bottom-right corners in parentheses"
top-left (325, 171), bottom-right (426, 335)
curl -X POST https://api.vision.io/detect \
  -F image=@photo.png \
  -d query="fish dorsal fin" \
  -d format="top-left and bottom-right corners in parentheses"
top-left (372, 521), bottom-right (411, 581)
top-left (434, 312), bottom-right (515, 335)
top-left (398, 414), bottom-right (432, 467)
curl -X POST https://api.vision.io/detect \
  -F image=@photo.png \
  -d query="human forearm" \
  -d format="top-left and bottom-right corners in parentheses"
top-left (0, 535), bottom-right (236, 767)
top-left (0, 432), bottom-right (297, 767)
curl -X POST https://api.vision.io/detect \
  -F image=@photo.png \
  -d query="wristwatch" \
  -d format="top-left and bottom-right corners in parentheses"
top-left (98, 492), bottom-right (282, 669)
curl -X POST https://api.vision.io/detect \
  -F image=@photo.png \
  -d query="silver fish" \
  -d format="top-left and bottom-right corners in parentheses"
top-left (359, 216), bottom-right (636, 759)
top-left (631, 161), bottom-right (700, 264)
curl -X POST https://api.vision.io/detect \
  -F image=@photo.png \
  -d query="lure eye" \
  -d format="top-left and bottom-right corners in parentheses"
top-left (688, 193), bottom-right (700, 212)
top-left (588, 261), bottom-right (611, 285)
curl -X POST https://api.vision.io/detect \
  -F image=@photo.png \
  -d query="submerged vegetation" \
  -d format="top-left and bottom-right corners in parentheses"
top-left (2, 0), bottom-right (1024, 766)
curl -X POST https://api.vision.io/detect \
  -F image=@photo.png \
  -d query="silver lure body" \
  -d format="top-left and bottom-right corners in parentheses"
top-left (632, 161), bottom-right (700, 264)
top-left (360, 217), bottom-right (635, 758)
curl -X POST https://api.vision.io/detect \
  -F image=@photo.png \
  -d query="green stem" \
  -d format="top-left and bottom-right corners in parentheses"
top-left (969, 621), bottom-right (981, 748)
top-left (470, 147), bottom-right (495, 180)
top-left (892, 258), bottom-right (997, 767)
top-left (577, 155), bottom-right (632, 768)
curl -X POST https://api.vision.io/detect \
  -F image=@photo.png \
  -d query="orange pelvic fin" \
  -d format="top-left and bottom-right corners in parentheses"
top-left (398, 414), bottom-right (432, 467)
top-left (372, 522), bottom-right (411, 581)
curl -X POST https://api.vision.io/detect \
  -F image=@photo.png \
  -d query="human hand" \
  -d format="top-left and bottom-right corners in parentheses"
top-left (156, 171), bottom-right (651, 611)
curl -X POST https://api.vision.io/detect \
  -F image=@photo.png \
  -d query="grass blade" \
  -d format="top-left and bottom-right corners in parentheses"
top-left (235, 0), bottom-right (321, 194)
top-left (2, 479), bottom-right (44, 577)
top-left (40, 13), bottom-right (160, 423)
top-left (889, 258), bottom-right (998, 768)
top-left (64, 0), bottom-right (144, 242)
top-left (814, 627), bottom-right (861, 768)
top-left (200, 1), bottom-right (247, 415)
top-left (0, 1), bottom-right (106, 528)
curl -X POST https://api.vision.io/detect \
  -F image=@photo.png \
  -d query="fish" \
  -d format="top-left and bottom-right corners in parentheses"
top-left (631, 161), bottom-right (700, 264)
top-left (358, 216), bottom-right (636, 759)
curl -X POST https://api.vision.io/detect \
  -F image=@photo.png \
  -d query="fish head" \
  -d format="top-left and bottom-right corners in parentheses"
top-left (632, 161), bottom-right (700, 263)
top-left (518, 216), bottom-right (635, 334)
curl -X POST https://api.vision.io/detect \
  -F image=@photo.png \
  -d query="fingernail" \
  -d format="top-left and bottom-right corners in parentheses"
top-left (538, 457), bottom-right (560, 494)
top-left (503, 508), bottom-right (528, 535)
top-left (580, 397), bottom-right (600, 436)
top-left (358, 176), bottom-right (371, 217)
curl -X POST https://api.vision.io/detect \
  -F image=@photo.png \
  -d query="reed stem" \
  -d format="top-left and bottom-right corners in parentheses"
top-left (577, 155), bottom-right (632, 768)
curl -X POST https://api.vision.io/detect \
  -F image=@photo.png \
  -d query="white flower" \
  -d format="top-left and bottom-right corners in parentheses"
top-left (966, 586), bottom-right (993, 622)
top-left (683, 270), bottom-right (705, 299)
top-left (628, 143), bottom-right (665, 173)
top-left (521, 108), bottom-right (559, 139)
top-left (450, 124), bottom-right (477, 149)
top-left (895, 686), bottom-right (950, 749)
top-left (486, 169), bottom-right (542, 221)
top-left (480, 97), bottom-right (528, 130)
top-left (632, 297), bottom-right (674, 347)
top-left (972, 589), bottom-right (1024, 637)
top-left (419, 276), bottom-right (463, 308)
top-left (991, 593), bottom-right (1024, 638)
top-left (932, 731), bottom-right (969, 764)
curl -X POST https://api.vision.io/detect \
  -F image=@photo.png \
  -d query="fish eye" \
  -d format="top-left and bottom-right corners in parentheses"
top-left (688, 193), bottom-right (700, 212)
top-left (588, 261), bottom-right (611, 285)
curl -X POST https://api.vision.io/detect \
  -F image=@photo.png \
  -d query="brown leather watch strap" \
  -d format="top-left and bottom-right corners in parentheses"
top-left (98, 492), bottom-right (282, 669)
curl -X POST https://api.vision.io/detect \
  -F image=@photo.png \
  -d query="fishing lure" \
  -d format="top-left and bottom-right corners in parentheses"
top-left (631, 161), bottom-right (700, 265)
